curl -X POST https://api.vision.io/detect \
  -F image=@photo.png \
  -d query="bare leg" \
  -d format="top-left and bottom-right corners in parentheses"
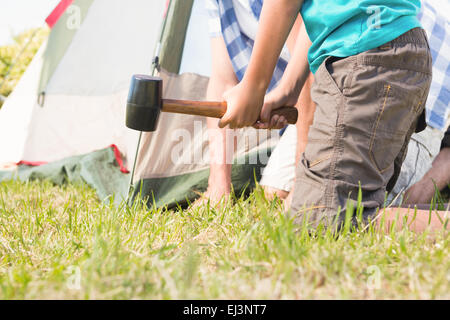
top-left (375, 207), bottom-right (449, 234)
top-left (194, 37), bottom-right (238, 205)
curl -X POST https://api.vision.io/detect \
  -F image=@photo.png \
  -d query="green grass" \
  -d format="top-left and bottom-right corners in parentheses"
top-left (0, 180), bottom-right (448, 300)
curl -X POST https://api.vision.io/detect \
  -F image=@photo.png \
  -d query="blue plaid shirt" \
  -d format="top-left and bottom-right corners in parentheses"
top-left (206, 0), bottom-right (287, 92)
top-left (418, 0), bottom-right (450, 132)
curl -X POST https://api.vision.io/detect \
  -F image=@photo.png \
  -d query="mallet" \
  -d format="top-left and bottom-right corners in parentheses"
top-left (126, 74), bottom-right (298, 132)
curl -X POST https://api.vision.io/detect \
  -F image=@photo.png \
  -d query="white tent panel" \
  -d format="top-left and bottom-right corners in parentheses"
top-left (0, 0), bottom-right (168, 164)
top-left (0, 44), bottom-right (46, 164)
top-left (21, 90), bottom-right (135, 163)
top-left (46, 0), bottom-right (167, 96)
top-left (0, 0), bottom-right (224, 167)
top-left (179, 0), bottom-right (212, 76)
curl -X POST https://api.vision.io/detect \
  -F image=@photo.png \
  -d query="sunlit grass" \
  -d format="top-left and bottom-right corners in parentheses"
top-left (0, 180), bottom-right (448, 299)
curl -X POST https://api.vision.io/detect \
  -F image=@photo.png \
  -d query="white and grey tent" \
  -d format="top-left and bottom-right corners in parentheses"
top-left (0, 0), bottom-right (280, 206)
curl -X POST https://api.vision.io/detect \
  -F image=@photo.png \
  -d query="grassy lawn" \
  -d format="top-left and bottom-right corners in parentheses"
top-left (0, 180), bottom-right (448, 300)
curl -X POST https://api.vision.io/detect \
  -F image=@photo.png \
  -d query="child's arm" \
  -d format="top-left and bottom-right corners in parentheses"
top-left (260, 22), bottom-right (311, 127)
top-left (218, 0), bottom-right (304, 129)
top-left (255, 18), bottom-right (312, 129)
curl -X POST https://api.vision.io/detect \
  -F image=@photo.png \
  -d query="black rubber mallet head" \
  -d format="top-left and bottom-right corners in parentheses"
top-left (126, 74), bottom-right (298, 132)
top-left (126, 75), bottom-right (163, 132)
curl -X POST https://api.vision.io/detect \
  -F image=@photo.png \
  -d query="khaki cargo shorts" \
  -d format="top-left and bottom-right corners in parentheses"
top-left (290, 28), bottom-right (433, 228)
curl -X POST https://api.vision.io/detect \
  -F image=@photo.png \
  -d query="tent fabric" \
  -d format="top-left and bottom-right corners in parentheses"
top-left (43, 0), bottom-right (164, 96)
top-left (159, 0), bottom-right (194, 74)
top-left (39, 0), bottom-right (94, 93)
top-left (0, 0), bottom-right (281, 208)
top-left (178, 0), bottom-right (212, 76)
top-left (132, 150), bottom-right (270, 209)
top-left (0, 146), bottom-right (129, 204)
top-left (0, 146), bottom-right (271, 209)
top-left (45, 0), bottom-right (75, 28)
top-left (0, 44), bottom-right (46, 164)
top-left (20, 89), bottom-right (133, 163)
top-left (0, 0), bottom-right (167, 164)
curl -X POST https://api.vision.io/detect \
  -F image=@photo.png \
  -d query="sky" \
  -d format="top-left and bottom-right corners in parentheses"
top-left (0, 0), bottom-right (60, 46)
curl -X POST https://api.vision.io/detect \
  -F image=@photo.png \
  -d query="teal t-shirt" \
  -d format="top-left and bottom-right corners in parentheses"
top-left (300, 0), bottom-right (422, 73)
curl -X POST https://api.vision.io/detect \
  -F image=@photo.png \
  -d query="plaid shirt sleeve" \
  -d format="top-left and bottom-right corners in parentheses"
top-left (418, 1), bottom-right (450, 132)
top-left (204, 0), bottom-right (287, 91)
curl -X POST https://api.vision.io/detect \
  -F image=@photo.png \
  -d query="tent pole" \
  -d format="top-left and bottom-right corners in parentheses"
top-left (126, 0), bottom-right (173, 204)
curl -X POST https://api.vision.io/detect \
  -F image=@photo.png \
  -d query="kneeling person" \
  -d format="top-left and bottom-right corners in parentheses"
top-left (219, 0), bottom-right (441, 230)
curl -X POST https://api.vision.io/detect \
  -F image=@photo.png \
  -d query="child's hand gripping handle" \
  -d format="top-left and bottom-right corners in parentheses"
top-left (163, 99), bottom-right (298, 125)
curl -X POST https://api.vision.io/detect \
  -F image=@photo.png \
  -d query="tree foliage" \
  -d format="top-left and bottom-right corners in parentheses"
top-left (0, 28), bottom-right (49, 107)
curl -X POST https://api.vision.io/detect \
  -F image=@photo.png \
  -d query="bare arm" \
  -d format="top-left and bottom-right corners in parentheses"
top-left (207, 38), bottom-right (239, 101)
top-left (202, 37), bottom-right (239, 203)
top-left (243, 0), bottom-right (303, 93)
top-left (219, 0), bottom-right (304, 129)
top-left (258, 16), bottom-right (312, 128)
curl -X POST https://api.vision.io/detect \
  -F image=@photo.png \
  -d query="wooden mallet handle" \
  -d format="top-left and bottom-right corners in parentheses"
top-left (162, 99), bottom-right (298, 124)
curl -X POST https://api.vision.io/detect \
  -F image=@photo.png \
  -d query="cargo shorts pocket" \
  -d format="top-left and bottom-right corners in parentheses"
top-left (369, 82), bottom-right (423, 173)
